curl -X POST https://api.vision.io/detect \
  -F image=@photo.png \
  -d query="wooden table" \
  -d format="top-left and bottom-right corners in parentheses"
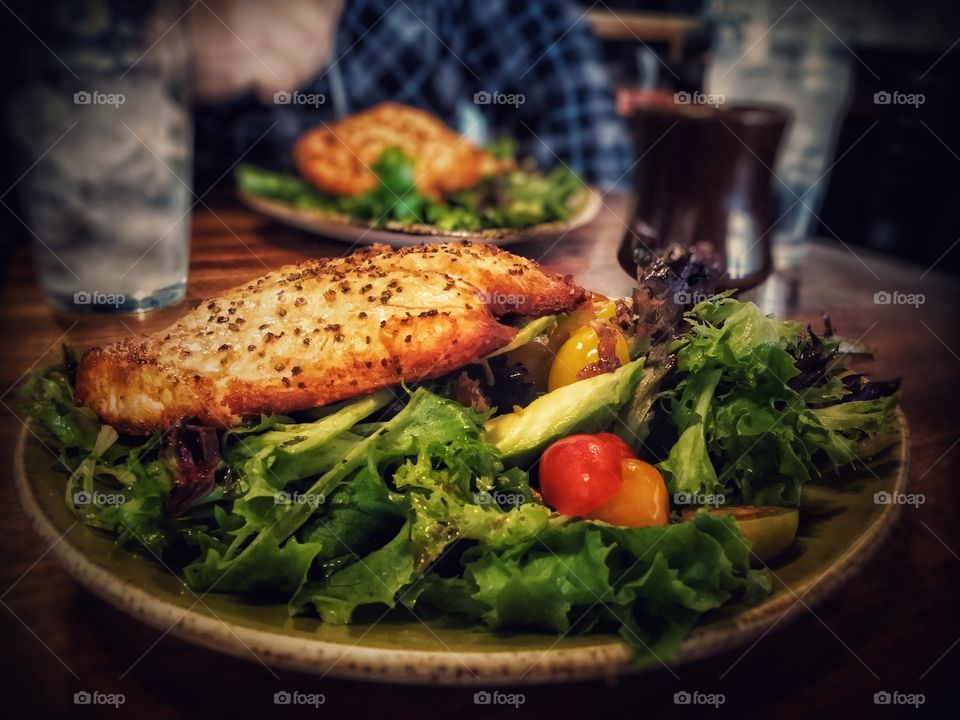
top-left (2, 195), bottom-right (958, 717)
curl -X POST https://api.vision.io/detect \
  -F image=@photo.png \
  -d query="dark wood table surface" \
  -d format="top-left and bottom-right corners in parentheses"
top-left (1, 194), bottom-right (958, 718)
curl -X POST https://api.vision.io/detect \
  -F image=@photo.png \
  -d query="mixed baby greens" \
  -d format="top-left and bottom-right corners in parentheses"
top-left (235, 145), bottom-right (587, 232)
top-left (20, 272), bottom-right (900, 666)
top-left (658, 297), bottom-right (899, 506)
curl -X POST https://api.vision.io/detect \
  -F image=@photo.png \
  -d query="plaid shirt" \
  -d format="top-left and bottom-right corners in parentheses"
top-left (197, 0), bottom-right (634, 192)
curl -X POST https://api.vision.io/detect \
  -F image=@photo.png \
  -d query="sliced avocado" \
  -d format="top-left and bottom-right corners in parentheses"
top-left (483, 358), bottom-right (645, 464)
top-left (486, 315), bottom-right (557, 358)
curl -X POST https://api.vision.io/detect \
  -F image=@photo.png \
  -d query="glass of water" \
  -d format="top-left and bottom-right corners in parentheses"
top-left (7, 1), bottom-right (192, 313)
top-left (704, 7), bottom-right (854, 268)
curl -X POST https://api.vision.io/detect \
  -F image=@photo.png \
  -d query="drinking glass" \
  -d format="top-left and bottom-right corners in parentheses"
top-left (7, 0), bottom-right (192, 312)
top-left (704, 8), bottom-right (854, 267)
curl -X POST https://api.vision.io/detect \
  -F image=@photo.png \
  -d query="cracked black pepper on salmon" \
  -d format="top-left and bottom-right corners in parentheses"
top-left (75, 242), bottom-right (585, 434)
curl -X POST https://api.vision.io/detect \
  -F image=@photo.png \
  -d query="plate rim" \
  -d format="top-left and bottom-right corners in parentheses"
top-left (237, 186), bottom-right (602, 247)
top-left (14, 411), bottom-right (909, 685)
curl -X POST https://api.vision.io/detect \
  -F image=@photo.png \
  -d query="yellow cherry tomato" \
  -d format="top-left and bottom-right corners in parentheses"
top-left (594, 300), bottom-right (617, 321)
top-left (548, 296), bottom-right (616, 352)
top-left (547, 325), bottom-right (630, 392)
top-left (587, 458), bottom-right (669, 528)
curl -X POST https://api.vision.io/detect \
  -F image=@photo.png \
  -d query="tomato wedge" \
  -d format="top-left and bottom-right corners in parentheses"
top-left (539, 433), bottom-right (632, 515)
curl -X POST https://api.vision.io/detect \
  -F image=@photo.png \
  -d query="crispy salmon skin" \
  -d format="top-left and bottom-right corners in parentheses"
top-left (75, 243), bottom-right (585, 434)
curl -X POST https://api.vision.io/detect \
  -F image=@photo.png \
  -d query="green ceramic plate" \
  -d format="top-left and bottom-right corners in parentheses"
top-left (14, 413), bottom-right (909, 684)
top-left (237, 186), bottom-right (602, 247)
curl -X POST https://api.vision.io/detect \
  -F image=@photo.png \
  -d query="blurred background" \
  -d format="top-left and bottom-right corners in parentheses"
top-left (1, 0), bottom-right (958, 293)
top-left (602, 0), bottom-right (960, 276)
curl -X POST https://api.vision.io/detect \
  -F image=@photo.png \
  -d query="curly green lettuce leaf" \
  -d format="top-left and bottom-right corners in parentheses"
top-left (19, 367), bottom-right (184, 555)
top-left (21, 365), bottom-right (773, 666)
top-left (18, 366), bottom-right (99, 457)
top-left (185, 388), bottom-right (506, 594)
top-left (290, 394), bottom-right (547, 620)
top-left (657, 297), bottom-right (900, 505)
top-left (429, 514), bottom-right (767, 666)
top-left (658, 368), bottom-right (722, 497)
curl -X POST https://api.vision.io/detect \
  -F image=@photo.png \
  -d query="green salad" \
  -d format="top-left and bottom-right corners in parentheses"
top-left (235, 144), bottom-right (587, 232)
top-left (20, 251), bottom-right (900, 667)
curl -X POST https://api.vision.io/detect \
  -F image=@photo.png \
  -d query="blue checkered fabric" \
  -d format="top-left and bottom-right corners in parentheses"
top-left (196, 0), bottom-right (634, 192)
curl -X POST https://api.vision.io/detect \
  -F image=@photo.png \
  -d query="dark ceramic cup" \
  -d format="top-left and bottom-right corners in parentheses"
top-left (620, 96), bottom-right (791, 290)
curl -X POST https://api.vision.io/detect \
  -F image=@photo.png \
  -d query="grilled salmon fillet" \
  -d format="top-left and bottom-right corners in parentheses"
top-left (75, 243), bottom-right (585, 434)
top-left (293, 102), bottom-right (504, 198)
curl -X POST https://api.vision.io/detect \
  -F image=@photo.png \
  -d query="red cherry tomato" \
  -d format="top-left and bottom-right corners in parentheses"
top-left (539, 433), bottom-right (634, 516)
